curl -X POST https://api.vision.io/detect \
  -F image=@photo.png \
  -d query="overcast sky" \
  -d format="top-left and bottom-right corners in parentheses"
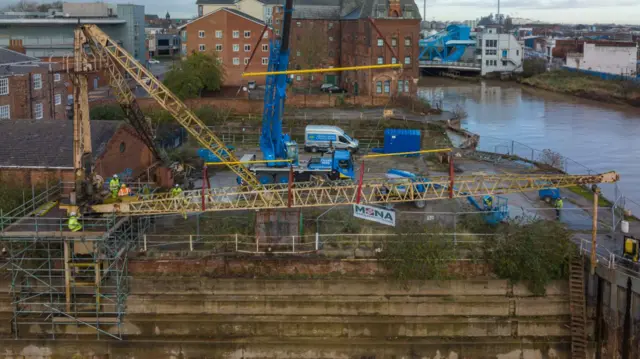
top-left (2, 0), bottom-right (638, 24)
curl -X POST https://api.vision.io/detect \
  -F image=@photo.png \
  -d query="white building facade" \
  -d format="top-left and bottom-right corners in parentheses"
top-left (477, 27), bottom-right (523, 76)
top-left (565, 42), bottom-right (638, 77)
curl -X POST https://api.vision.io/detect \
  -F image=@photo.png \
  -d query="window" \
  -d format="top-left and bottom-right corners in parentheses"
top-left (328, 50), bottom-right (334, 57)
top-left (33, 73), bottom-right (42, 90)
top-left (376, 81), bottom-right (382, 94)
top-left (244, 30), bottom-right (251, 38)
top-left (405, 10), bottom-right (412, 17)
top-left (199, 44), bottom-right (206, 51)
top-left (266, 7), bottom-right (272, 16)
top-left (404, 80), bottom-right (409, 93)
top-left (384, 80), bottom-right (390, 93)
top-left (244, 44), bottom-right (251, 52)
top-left (34, 103), bottom-right (43, 120)
top-left (485, 49), bottom-right (497, 55)
top-left (404, 56), bottom-right (411, 65)
top-left (516, 50), bottom-right (520, 56)
top-left (296, 22), bottom-right (301, 27)
top-left (329, 36), bottom-right (333, 42)
top-left (198, 30), bottom-right (205, 38)
top-left (54, 93), bottom-right (61, 105)
top-left (276, 19), bottom-right (280, 25)
top-left (216, 44), bottom-right (223, 51)
top-left (276, 6), bottom-right (280, 12)
top-left (54, 73), bottom-right (61, 82)
top-left (398, 80), bottom-right (403, 93)
top-left (262, 44), bottom-right (268, 52)
top-left (263, 32), bottom-right (268, 39)
top-left (0, 105), bottom-right (9, 119)
top-left (404, 37), bottom-right (411, 46)
top-left (296, 75), bottom-right (301, 81)
top-left (215, 30), bottom-right (222, 38)
top-left (296, 50), bottom-right (301, 57)
top-left (275, 29), bottom-right (280, 35)
top-left (485, 60), bottom-right (497, 66)
top-left (233, 57), bottom-right (240, 65)
top-left (485, 39), bottom-right (497, 47)
top-left (377, 38), bottom-right (383, 47)
top-left (328, 22), bottom-right (333, 29)
top-left (502, 60), bottom-right (507, 66)
top-left (391, 57), bottom-right (397, 64)
top-left (233, 44), bottom-right (240, 52)
top-left (0, 78), bottom-right (8, 95)
top-left (261, 57), bottom-right (269, 65)
top-left (119, 142), bottom-right (126, 153)
top-left (244, 58), bottom-right (249, 65)
top-left (181, 30), bottom-right (187, 41)
top-left (377, 57), bottom-right (384, 64)
top-left (391, 38), bottom-right (397, 47)
top-left (233, 30), bottom-right (239, 38)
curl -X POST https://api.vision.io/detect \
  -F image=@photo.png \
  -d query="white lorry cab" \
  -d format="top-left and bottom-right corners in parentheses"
top-left (304, 125), bottom-right (359, 153)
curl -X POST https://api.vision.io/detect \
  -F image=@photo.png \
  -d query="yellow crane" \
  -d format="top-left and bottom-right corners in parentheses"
top-left (76, 25), bottom-right (620, 217)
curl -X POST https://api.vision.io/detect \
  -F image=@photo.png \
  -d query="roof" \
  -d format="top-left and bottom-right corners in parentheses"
top-left (0, 120), bottom-right (122, 168)
top-left (291, 6), bottom-right (341, 19)
top-left (0, 48), bottom-right (39, 65)
top-left (179, 7), bottom-right (265, 30)
top-left (196, 0), bottom-right (237, 4)
top-left (340, 0), bottom-right (421, 20)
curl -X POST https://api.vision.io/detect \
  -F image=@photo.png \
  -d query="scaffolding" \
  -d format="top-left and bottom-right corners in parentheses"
top-left (0, 183), bottom-right (150, 340)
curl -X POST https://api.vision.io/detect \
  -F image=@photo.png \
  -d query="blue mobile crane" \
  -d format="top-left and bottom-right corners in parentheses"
top-left (201, 0), bottom-right (354, 184)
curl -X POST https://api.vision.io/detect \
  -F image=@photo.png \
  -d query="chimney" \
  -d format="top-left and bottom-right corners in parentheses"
top-left (388, 0), bottom-right (402, 17)
top-left (8, 39), bottom-right (26, 54)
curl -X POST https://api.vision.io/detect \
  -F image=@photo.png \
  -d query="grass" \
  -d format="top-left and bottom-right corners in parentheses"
top-left (521, 70), bottom-right (640, 105)
top-left (567, 186), bottom-right (613, 207)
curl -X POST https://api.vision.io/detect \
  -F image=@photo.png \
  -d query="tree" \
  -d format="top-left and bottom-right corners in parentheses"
top-left (163, 52), bottom-right (224, 99)
top-left (292, 23), bottom-right (329, 92)
top-left (2, 0), bottom-right (62, 12)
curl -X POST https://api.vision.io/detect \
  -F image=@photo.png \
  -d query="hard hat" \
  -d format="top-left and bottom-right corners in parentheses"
top-left (121, 184), bottom-right (126, 188)
top-left (70, 212), bottom-right (76, 216)
top-left (113, 174), bottom-right (118, 178)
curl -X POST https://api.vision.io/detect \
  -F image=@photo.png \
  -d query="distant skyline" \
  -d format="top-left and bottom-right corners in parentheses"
top-left (1, 0), bottom-right (638, 25)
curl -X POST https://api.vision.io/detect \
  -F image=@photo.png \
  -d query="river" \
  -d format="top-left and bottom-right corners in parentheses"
top-left (417, 78), bottom-right (640, 206)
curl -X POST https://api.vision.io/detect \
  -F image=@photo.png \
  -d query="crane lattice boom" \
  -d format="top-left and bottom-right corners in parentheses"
top-left (91, 171), bottom-right (619, 215)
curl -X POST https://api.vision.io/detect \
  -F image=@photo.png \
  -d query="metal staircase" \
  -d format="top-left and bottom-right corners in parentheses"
top-left (569, 254), bottom-right (588, 359)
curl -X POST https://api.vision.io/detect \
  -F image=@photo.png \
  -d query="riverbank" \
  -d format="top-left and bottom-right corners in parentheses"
top-left (520, 70), bottom-right (640, 107)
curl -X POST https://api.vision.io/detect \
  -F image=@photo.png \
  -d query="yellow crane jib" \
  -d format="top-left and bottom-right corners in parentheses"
top-left (242, 64), bottom-right (404, 77)
top-left (89, 171), bottom-right (620, 216)
top-left (80, 24), bottom-right (263, 190)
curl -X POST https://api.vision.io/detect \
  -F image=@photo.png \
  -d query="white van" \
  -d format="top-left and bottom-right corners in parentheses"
top-left (304, 125), bottom-right (359, 153)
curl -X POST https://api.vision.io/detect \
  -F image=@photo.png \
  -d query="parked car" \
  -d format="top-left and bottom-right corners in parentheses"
top-left (321, 85), bottom-right (347, 94)
top-left (148, 59), bottom-right (160, 64)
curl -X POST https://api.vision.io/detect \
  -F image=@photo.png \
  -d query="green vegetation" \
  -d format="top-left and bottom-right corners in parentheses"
top-left (163, 52), bottom-right (225, 99)
top-left (567, 185), bottom-right (613, 207)
top-left (521, 58), bottom-right (547, 78)
top-left (90, 104), bottom-right (124, 121)
top-left (0, 182), bottom-right (49, 214)
top-left (484, 218), bottom-right (573, 295)
top-left (377, 228), bottom-right (456, 281)
top-left (521, 70), bottom-right (640, 106)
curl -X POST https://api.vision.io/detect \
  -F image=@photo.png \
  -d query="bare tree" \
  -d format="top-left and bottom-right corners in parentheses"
top-left (2, 0), bottom-right (62, 12)
top-left (538, 148), bottom-right (565, 170)
top-left (292, 23), bottom-right (329, 92)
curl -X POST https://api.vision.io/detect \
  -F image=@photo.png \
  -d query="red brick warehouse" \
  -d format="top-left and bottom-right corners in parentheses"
top-left (179, 8), bottom-right (273, 87)
top-left (270, 0), bottom-right (421, 96)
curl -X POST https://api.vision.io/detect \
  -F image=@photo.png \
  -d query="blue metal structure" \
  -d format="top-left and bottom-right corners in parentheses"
top-left (419, 24), bottom-right (475, 63)
top-left (386, 169), bottom-right (509, 224)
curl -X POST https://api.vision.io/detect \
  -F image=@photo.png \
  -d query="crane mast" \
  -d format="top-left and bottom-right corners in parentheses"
top-left (260, 0), bottom-right (294, 166)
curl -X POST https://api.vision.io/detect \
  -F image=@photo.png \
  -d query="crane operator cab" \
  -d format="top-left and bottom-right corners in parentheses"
top-left (307, 149), bottom-right (354, 181)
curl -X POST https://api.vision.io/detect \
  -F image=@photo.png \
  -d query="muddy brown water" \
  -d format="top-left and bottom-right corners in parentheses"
top-left (418, 78), bottom-right (640, 206)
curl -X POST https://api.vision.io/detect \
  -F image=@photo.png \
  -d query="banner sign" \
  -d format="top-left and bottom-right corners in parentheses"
top-left (353, 204), bottom-right (396, 227)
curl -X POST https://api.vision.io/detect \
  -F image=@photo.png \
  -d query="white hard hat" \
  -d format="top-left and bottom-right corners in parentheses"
top-left (113, 174), bottom-right (118, 178)
top-left (175, 184), bottom-right (179, 187)
top-left (70, 211), bottom-right (76, 216)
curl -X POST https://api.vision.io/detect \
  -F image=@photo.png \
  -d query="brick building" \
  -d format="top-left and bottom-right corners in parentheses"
top-left (270, 0), bottom-right (421, 96)
top-left (179, 8), bottom-right (273, 87)
top-left (0, 120), bottom-right (155, 187)
top-left (0, 48), bottom-right (69, 121)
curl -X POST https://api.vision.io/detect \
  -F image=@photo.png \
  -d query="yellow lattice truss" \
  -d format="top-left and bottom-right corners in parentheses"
top-left (90, 172), bottom-right (619, 215)
top-left (80, 24), bottom-right (262, 189)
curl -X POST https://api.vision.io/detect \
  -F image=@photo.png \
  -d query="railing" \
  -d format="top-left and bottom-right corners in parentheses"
top-left (419, 60), bottom-right (481, 69)
top-left (0, 181), bottom-right (66, 231)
